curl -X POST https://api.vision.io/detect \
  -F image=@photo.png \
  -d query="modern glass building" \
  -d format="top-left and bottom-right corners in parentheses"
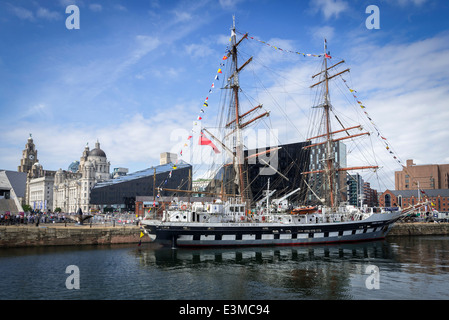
top-left (89, 160), bottom-right (192, 212)
top-left (306, 141), bottom-right (347, 205)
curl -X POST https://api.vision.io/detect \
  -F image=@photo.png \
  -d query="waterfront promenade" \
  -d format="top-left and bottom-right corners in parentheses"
top-left (1, 222), bottom-right (449, 248)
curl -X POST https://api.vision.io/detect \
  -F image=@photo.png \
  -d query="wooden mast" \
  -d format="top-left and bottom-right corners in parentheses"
top-left (230, 16), bottom-right (247, 205)
top-left (305, 40), bottom-right (378, 208)
top-left (323, 39), bottom-right (336, 208)
top-left (213, 17), bottom-right (270, 206)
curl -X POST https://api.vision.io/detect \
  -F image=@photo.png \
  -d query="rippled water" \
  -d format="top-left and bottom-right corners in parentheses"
top-left (1, 236), bottom-right (448, 300)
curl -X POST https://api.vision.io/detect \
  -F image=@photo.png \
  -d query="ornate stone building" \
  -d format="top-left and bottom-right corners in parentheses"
top-left (18, 134), bottom-right (38, 174)
top-left (18, 135), bottom-right (56, 211)
top-left (53, 141), bottom-right (110, 213)
top-left (18, 135), bottom-right (110, 213)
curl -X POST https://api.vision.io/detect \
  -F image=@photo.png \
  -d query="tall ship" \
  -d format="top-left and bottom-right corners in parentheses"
top-left (141, 19), bottom-right (426, 247)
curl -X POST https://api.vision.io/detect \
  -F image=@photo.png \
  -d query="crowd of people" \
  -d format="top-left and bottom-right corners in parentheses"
top-left (0, 212), bottom-right (140, 226)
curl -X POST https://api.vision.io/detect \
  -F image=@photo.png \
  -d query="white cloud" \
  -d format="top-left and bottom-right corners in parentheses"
top-left (7, 4), bottom-right (63, 22)
top-left (89, 4), bottom-right (103, 12)
top-left (349, 32), bottom-right (449, 95)
top-left (336, 32), bottom-right (449, 187)
top-left (3, 108), bottom-right (197, 173)
top-left (57, 34), bottom-right (161, 101)
top-left (185, 43), bottom-right (215, 58)
top-left (134, 35), bottom-right (161, 58)
top-left (216, 34), bottom-right (232, 45)
top-left (36, 7), bottom-right (62, 20)
top-left (58, 0), bottom-right (82, 8)
top-left (113, 4), bottom-right (127, 12)
top-left (310, 0), bottom-right (349, 20)
top-left (172, 10), bottom-right (192, 23)
top-left (7, 4), bottom-right (34, 21)
top-left (219, 0), bottom-right (245, 10)
top-left (310, 26), bottom-right (335, 42)
top-left (394, 0), bottom-right (428, 6)
top-left (20, 103), bottom-right (53, 120)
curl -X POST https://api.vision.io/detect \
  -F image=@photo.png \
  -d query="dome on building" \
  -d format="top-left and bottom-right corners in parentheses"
top-left (68, 161), bottom-right (80, 173)
top-left (90, 148), bottom-right (106, 157)
top-left (89, 141), bottom-right (106, 158)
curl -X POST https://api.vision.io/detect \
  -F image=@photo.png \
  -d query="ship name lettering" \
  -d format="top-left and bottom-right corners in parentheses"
top-left (303, 229), bottom-right (321, 233)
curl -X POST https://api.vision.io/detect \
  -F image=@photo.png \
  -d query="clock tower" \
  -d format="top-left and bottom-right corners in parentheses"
top-left (18, 134), bottom-right (38, 174)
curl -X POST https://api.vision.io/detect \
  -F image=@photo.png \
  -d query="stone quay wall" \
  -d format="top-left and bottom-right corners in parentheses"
top-left (0, 225), bottom-right (151, 248)
top-left (388, 222), bottom-right (449, 236)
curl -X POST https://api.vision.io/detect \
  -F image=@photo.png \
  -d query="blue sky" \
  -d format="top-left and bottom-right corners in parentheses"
top-left (1, 0), bottom-right (448, 190)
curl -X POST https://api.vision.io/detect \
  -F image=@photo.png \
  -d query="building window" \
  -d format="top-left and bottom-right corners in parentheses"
top-left (385, 194), bottom-right (391, 207)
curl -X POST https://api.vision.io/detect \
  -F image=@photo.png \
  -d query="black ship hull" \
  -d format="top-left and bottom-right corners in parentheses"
top-left (142, 212), bottom-right (400, 247)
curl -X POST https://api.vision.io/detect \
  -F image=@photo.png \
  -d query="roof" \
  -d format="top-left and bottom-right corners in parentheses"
top-left (93, 160), bottom-right (191, 189)
top-left (0, 170), bottom-right (27, 197)
top-left (89, 148), bottom-right (106, 157)
top-left (387, 189), bottom-right (449, 197)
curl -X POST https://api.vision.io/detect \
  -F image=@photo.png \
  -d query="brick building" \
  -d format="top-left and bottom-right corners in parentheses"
top-left (379, 189), bottom-right (449, 213)
top-left (363, 182), bottom-right (378, 208)
top-left (395, 159), bottom-right (449, 190)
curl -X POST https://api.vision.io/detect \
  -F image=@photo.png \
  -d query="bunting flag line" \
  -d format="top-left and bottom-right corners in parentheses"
top-left (168, 39), bottom-right (234, 177)
top-left (239, 31), bottom-right (323, 58)
top-left (341, 76), bottom-right (404, 169)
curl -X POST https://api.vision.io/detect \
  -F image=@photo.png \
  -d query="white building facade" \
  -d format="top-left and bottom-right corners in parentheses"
top-left (28, 172), bottom-right (55, 212)
top-left (53, 141), bottom-right (110, 213)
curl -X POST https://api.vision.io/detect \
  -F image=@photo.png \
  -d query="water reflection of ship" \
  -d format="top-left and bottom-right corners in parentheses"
top-left (140, 241), bottom-right (392, 265)
top-left (136, 241), bottom-right (398, 298)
